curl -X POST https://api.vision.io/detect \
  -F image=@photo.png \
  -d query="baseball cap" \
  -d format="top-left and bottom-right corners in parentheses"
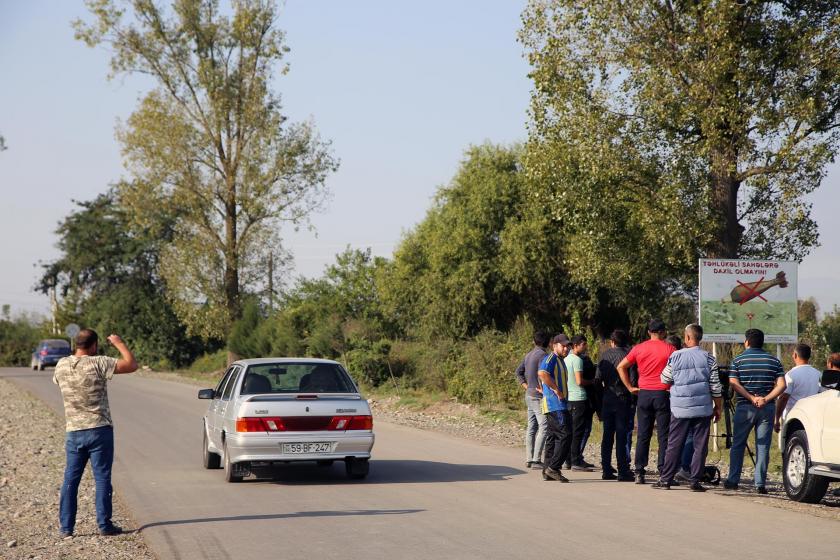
top-left (551, 333), bottom-right (571, 345)
top-left (647, 318), bottom-right (666, 332)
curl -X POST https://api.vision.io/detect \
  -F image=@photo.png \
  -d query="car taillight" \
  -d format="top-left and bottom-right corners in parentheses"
top-left (236, 415), bottom-right (372, 432)
top-left (40, 349), bottom-right (48, 356)
top-left (328, 415), bottom-right (373, 431)
top-left (236, 417), bottom-right (287, 432)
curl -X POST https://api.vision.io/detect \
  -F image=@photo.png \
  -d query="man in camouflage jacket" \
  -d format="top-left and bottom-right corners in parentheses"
top-left (53, 329), bottom-right (137, 537)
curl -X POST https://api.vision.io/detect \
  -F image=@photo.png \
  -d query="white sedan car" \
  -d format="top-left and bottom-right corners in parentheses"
top-left (199, 358), bottom-right (375, 482)
top-left (780, 370), bottom-right (840, 502)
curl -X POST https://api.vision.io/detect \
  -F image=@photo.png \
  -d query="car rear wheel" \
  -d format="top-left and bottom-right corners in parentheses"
top-left (223, 440), bottom-right (243, 483)
top-left (345, 458), bottom-right (369, 480)
top-left (203, 428), bottom-right (221, 469)
top-left (783, 430), bottom-right (829, 503)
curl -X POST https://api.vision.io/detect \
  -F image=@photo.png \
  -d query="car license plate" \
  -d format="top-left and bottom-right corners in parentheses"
top-left (282, 442), bottom-right (333, 454)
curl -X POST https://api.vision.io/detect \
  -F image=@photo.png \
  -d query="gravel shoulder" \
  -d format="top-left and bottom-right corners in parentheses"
top-left (0, 378), bottom-right (155, 560)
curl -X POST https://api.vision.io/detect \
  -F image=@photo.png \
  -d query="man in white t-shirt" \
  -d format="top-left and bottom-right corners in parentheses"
top-left (774, 343), bottom-right (821, 433)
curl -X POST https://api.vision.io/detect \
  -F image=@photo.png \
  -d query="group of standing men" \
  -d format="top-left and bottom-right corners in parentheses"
top-left (516, 320), bottom-right (827, 491)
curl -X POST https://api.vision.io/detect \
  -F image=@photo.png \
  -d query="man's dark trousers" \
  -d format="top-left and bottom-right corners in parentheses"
top-left (568, 400), bottom-right (588, 466)
top-left (659, 414), bottom-right (711, 484)
top-left (634, 390), bottom-right (670, 475)
top-left (601, 392), bottom-right (633, 476)
top-left (543, 410), bottom-right (572, 471)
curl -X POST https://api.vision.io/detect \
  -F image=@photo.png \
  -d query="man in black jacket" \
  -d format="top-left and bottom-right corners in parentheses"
top-left (597, 329), bottom-right (635, 481)
top-left (515, 331), bottom-right (550, 468)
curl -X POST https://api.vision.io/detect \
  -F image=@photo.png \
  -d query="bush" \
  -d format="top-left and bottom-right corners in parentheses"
top-left (446, 321), bottom-right (531, 408)
top-left (228, 300), bottom-right (263, 358)
top-left (188, 350), bottom-right (227, 374)
top-left (0, 313), bottom-right (44, 366)
top-left (344, 339), bottom-right (392, 386)
top-left (386, 338), bottom-right (456, 392)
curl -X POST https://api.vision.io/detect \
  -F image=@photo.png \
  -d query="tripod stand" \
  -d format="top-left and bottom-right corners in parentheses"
top-left (718, 367), bottom-right (756, 467)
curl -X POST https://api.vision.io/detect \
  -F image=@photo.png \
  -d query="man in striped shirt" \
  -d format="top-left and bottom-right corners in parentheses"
top-left (725, 328), bottom-right (786, 493)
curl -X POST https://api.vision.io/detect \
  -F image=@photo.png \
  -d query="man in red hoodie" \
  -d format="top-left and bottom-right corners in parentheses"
top-left (617, 319), bottom-right (676, 484)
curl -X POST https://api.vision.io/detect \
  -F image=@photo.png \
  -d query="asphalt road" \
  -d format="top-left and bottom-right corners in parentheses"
top-left (2, 366), bottom-right (836, 560)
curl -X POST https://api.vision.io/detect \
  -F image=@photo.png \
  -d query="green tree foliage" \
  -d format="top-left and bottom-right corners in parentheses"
top-left (38, 191), bottom-right (210, 368)
top-left (520, 1), bottom-right (840, 317)
top-left (0, 308), bottom-right (43, 366)
top-left (228, 299), bottom-right (262, 358)
top-left (819, 306), bottom-right (840, 354)
top-left (243, 248), bottom-right (393, 384)
top-left (381, 143), bottom-right (592, 339)
top-left (75, 0), bottom-right (338, 340)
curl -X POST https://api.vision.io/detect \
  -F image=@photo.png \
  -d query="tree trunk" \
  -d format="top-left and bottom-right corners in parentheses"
top-left (709, 150), bottom-right (743, 259)
top-left (224, 182), bottom-right (240, 366)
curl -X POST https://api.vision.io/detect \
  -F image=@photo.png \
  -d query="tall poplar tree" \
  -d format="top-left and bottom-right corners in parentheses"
top-left (75, 0), bottom-right (338, 341)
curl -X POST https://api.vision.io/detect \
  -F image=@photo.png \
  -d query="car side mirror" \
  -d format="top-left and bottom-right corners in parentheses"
top-left (198, 388), bottom-right (215, 399)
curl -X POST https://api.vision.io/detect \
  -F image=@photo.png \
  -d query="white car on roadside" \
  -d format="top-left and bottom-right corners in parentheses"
top-left (780, 370), bottom-right (840, 502)
top-left (199, 358), bottom-right (375, 482)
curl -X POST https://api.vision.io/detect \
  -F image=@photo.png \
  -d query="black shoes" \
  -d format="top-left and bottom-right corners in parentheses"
top-left (579, 460), bottom-right (596, 469)
top-left (602, 472), bottom-right (617, 480)
top-left (651, 480), bottom-right (670, 490)
top-left (529, 461), bottom-right (545, 470)
top-left (542, 467), bottom-right (570, 483)
top-left (99, 524), bottom-right (124, 536)
top-left (756, 486), bottom-right (768, 495)
top-left (59, 530), bottom-right (73, 539)
top-left (690, 482), bottom-right (707, 492)
top-left (571, 464), bottom-right (593, 472)
top-left (635, 472), bottom-right (646, 484)
top-left (723, 481), bottom-right (739, 491)
top-left (617, 474), bottom-right (635, 482)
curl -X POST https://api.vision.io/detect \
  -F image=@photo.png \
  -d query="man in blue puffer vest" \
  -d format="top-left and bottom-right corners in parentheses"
top-left (652, 324), bottom-right (723, 492)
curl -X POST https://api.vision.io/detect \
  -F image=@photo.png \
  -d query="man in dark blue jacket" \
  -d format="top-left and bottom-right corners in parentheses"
top-left (653, 324), bottom-right (722, 492)
top-left (597, 329), bottom-right (635, 481)
top-left (515, 331), bottom-right (550, 468)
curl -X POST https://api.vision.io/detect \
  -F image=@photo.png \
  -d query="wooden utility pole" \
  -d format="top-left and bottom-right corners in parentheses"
top-left (267, 252), bottom-right (274, 313)
top-left (49, 274), bottom-right (58, 335)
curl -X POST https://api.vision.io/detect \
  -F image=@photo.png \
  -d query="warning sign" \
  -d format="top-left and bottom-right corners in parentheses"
top-left (699, 259), bottom-right (798, 343)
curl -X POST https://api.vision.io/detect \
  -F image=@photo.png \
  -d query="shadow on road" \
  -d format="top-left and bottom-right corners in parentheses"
top-left (136, 508), bottom-right (423, 532)
top-left (247, 459), bottom-right (526, 485)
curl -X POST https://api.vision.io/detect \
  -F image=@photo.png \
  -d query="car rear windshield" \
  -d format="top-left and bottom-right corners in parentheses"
top-left (240, 363), bottom-right (356, 395)
top-left (43, 340), bottom-right (70, 350)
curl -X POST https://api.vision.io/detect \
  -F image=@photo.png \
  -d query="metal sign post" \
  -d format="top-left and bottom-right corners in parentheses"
top-left (65, 323), bottom-right (80, 352)
top-left (712, 342), bottom-right (718, 453)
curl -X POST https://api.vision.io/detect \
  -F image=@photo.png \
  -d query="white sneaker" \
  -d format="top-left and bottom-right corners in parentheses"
top-left (675, 468), bottom-right (691, 483)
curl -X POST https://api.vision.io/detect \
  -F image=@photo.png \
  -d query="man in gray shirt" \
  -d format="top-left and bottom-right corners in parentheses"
top-left (515, 331), bottom-right (550, 468)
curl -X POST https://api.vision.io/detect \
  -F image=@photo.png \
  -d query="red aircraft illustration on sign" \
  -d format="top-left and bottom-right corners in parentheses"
top-left (725, 271), bottom-right (789, 304)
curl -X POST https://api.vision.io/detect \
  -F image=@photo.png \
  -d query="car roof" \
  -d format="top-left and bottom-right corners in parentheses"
top-left (40, 339), bottom-right (70, 345)
top-left (233, 357), bottom-right (341, 367)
